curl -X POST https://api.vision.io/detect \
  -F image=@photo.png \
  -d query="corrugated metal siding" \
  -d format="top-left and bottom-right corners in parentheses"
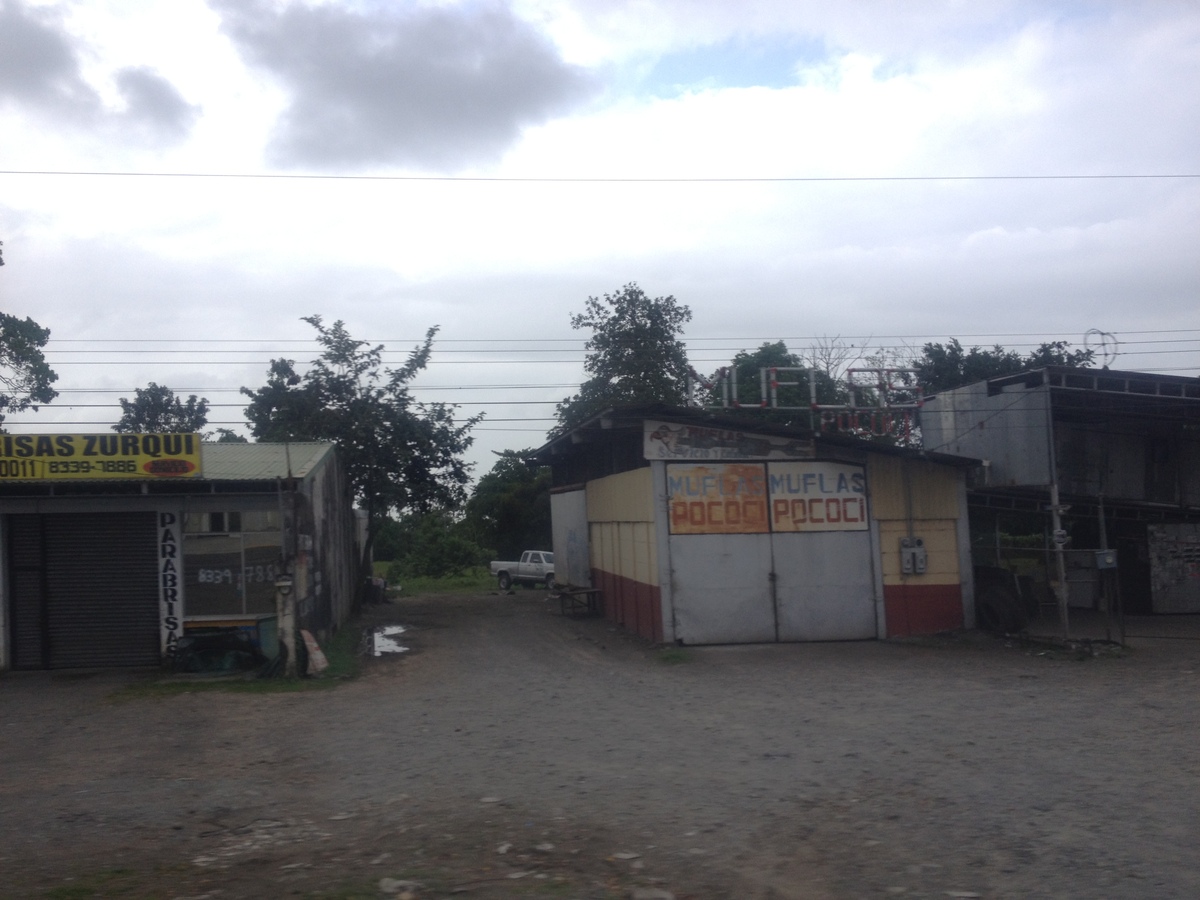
top-left (8, 515), bottom-right (46, 669)
top-left (586, 467), bottom-right (654, 522)
top-left (867, 456), bottom-right (961, 520)
top-left (1056, 424), bottom-right (1146, 499)
top-left (877, 519), bottom-right (961, 586)
top-left (923, 383), bottom-right (1052, 486)
top-left (587, 469), bottom-right (661, 641)
top-left (298, 451), bottom-right (357, 634)
top-left (550, 490), bottom-right (590, 587)
top-left (867, 459), bottom-right (966, 636)
top-left (8, 513), bottom-right (160, 669)
top-left (44, 513), bottom-right (160, 668)
top-left (199, 442), bottom-right (332, 481)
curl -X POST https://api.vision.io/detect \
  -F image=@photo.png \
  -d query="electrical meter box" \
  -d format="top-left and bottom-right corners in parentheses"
top-left (900, 536), bottom-right (927, 575)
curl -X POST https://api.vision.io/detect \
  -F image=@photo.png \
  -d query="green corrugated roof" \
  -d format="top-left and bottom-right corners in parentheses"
top-left (199, 442), bottom-right (334, 481)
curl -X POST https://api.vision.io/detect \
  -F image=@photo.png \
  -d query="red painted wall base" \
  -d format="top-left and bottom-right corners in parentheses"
top-left (885, 583), bottom-right (964, 637)
top-left (592, 568), bottom-right (663, 643)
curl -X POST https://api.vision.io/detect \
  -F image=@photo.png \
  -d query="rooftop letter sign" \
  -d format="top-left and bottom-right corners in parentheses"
top-left (0, 433), bottom-right (203, 481)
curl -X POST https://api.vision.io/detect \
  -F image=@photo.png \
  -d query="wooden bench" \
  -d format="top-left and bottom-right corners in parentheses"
top-left (553, 587), bottom-right (603, 617)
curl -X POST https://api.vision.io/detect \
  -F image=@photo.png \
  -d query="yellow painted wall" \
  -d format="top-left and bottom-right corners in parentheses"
top-left (587, 466), bottom-right (654, 523)
top-left (587, 468), bottom-right (658, 584)
top-left (877, 519), bottom-right (960, 586)
top-left (868, 456), bottom-right (964, 586)
top-left (867, 455), bottom-right (960, 520)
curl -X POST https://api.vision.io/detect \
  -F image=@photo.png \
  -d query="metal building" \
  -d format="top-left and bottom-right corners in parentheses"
top-left (922, 366), bottom-right (1200, 616)
top-left (0, 437), bottom-right (357, 670)
top-left (535, 405), bottom-right (976, 644)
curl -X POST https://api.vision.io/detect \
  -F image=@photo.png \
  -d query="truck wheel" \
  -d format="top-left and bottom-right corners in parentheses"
top-left (497, 572), bottom-right (512, 591)
top-left (545, 573), bottom-right (556, 590)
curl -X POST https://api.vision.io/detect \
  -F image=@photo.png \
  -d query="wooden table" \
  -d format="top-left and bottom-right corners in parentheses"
top-left (554, 587), bottom-right (603, 617)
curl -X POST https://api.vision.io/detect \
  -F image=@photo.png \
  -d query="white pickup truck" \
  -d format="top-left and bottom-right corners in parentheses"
top-left (490, 550), bottom-right (555, 590)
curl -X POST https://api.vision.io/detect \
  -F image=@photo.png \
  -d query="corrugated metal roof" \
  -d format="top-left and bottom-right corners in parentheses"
top-left (199, 442), bottom-right (334, 481)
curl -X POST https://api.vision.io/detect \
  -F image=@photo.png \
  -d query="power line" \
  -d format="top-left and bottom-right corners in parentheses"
top-left (4, 170), bottom-right (1199, 183)
top-left (43, 329), bottom-right (1200, 344)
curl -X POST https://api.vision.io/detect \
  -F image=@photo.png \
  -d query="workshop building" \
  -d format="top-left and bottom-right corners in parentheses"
top-left (922, 366), bottom-right (1200, 616)
top-left (534, 406), bottom-right (976, 644)
top-left (0, 437), bottom-right (357, 670)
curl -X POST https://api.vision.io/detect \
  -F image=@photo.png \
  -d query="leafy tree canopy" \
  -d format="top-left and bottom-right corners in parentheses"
top-left (462, 449), bottom-right (551, 561)
top-left (385, 510), bottom-right (489, 581)
top-left (241, 316), bottom-right (480, 579)
top-left (555, 283), bottom-right (692, 432)
top-left (0, 311), bottom-right (58, 431)
top-left (113, 382), bottom-right (209, 434)
top-left (914, 338), bottom-right (1093, 394)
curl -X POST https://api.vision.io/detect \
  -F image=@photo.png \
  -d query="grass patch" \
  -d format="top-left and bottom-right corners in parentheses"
top-left (111, 616), bottom-right (366, 700)
top-left (657, 647), bottom-right (690, 664)
top-left (388, 567), bottom-right (496, 595)
top-left (42, 868), bottom-right (140, 899)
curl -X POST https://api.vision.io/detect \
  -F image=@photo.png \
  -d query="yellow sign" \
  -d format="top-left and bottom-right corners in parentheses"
top-left (0, 433), bottom-right (203, 481)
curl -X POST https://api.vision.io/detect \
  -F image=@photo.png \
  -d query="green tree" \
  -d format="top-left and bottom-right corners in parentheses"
top-left (913, 338), bottom-right (1093, 394)
top-left (385, 510), bottom-right (489, 580)
top-left (373, 516), bottom-right (405, 562)
top-left (113, 383), bottom-right (210, 433)
top-left (241, 316), bottom-right (480, 587)
top-left (555, 283), bottom-right (692, 432)
top-left (0, 312), bottom-right (59, 431)
top-left (213, 428), bottom-right (248, 443)
top-left (463, 450), bottom-right (552, 560)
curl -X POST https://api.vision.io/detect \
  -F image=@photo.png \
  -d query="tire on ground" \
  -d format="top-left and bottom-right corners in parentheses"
top-left (497, 572), bottom-right (512, 591)
top-left (976, 584), bottom-right (1027, 634)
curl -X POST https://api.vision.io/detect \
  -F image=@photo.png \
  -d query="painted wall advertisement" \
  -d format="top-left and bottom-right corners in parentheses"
top-left (0, 433), bottom-right (202, 481)
top-left (667, 461), bottom-right (867, 535)
top-left (667, 463), bottom-right (770, 534)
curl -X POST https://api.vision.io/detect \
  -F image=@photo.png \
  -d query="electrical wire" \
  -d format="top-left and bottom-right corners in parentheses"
top-left (3, 170), bottom-right (1198, 183)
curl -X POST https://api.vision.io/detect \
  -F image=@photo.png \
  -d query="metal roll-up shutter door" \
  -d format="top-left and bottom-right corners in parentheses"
top-left (8, 515), bottom-right (47, 670)
top-left (43, 512), bottom-right (160, 668)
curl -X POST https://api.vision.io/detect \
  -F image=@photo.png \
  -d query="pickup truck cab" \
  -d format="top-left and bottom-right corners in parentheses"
top-left (490, 551), bottom-right (555, 590)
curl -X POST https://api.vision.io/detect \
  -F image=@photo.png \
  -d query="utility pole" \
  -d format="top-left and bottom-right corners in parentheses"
top-left (1049, 484), bottom-right (1070, 640)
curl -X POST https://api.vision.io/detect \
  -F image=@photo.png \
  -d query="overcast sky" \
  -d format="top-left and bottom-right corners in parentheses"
top-left (1, 0), bottom-right (1197, 473)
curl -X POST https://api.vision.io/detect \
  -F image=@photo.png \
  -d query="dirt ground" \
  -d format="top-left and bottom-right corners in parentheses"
top-left (2, 592), bottom-right (1200, 900)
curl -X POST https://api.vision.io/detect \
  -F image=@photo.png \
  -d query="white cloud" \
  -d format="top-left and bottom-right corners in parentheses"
top-left (0, 0), bottom-right (1197, 467)
top-left (209, 0), bottom-right (597, 170)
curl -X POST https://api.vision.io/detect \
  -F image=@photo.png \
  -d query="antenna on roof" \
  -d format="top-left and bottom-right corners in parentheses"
top-left (1084, 329), bottom-right (1119, 369)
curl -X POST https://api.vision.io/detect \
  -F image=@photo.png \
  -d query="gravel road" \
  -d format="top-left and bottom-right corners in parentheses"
top-left (2, 592), bottom-right (1199, 899)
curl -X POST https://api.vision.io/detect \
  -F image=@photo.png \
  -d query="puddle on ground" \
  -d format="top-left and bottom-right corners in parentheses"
top-left (372, 625), bottom-right (409, 657)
